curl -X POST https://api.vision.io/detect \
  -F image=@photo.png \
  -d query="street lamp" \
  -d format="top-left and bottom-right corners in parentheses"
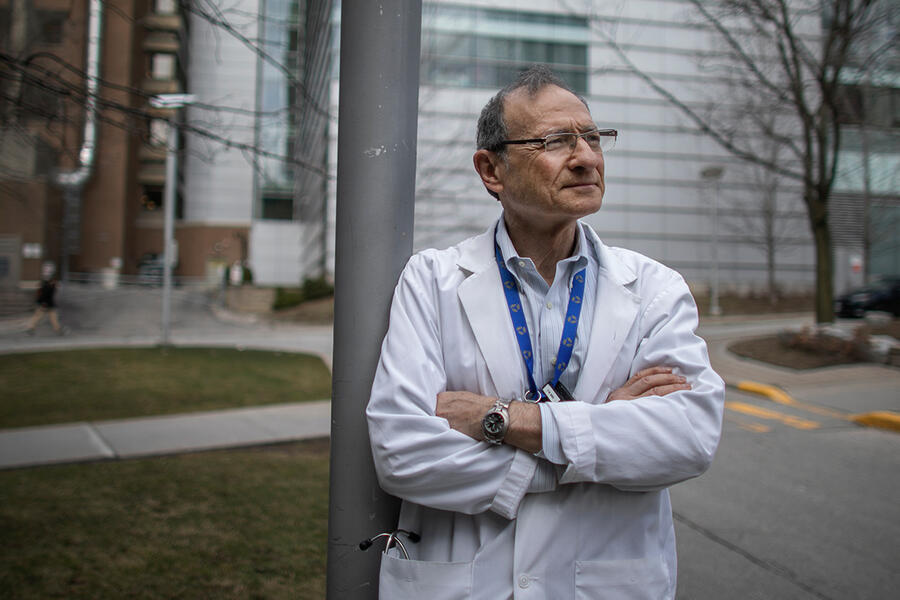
top-left (700, 165), bottom-right (725, 317)
top-left (153, 93), bottom-right (196, 345)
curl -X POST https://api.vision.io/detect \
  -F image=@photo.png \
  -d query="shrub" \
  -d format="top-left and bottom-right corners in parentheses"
top-left (273, 278), bottom-right (334, 311)
top-left (301, 276), bottom-right (334, 302)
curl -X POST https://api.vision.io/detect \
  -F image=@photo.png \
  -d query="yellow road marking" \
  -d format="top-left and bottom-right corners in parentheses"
top-left (851, 411), bottom-right (900, 433)
top-left (725, 400), bottom-right (820, 430)
top-left (724, 413), bottom-right (772, 433)
top-left (736, 381), bottom-right (849, 420)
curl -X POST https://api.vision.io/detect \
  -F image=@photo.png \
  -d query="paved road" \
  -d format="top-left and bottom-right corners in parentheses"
top-left (2, 284), bottom-right (899, 598)
top-left (673, 336), bottom-right (900, 600)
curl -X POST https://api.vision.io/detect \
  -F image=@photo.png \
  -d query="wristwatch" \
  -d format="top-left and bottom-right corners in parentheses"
top-left (481, 398), bottom-right (511, 445)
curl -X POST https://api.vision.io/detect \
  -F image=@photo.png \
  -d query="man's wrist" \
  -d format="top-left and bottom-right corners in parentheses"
top-left (481, 397), bottom-right (511, 445)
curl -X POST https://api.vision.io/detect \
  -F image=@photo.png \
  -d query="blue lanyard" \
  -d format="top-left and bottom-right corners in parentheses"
top-left (494, 241), bottom-right (586, 400)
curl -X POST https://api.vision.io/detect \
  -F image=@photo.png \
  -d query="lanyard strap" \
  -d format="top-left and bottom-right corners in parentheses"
top-left (494, 242), bottom-right (586, 399)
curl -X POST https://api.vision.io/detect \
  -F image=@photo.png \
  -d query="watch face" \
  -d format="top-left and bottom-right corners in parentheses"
top-left (484, 413), bottom-right (505, 436)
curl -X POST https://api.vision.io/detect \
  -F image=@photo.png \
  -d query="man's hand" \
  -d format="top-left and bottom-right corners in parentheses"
top-left (435, 391), bottom-right (495, 441)
top-left (607, 366), bottom-right (690, 402)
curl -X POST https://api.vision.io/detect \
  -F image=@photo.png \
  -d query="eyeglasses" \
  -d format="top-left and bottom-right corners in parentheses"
top-left (497, 129), bottom-right (617, 154)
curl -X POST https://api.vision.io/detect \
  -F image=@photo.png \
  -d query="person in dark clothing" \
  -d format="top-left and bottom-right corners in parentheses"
top-left (26, 262), bottom-right (65, 335)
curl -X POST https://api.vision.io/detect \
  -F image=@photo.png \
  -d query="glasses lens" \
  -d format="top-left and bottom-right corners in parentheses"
top-left (583, 131), bottom-right (602, 150)
top-left (542, 131), bottom-right (616, 153)
top-left (544, 133), bottom-right (575, 153)
top-left (598, 132), bottom-right (616, 153)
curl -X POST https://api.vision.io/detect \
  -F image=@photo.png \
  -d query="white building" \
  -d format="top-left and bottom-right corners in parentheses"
top-left (326, 0), bottom-right (820, 298)
top-left (183, 0), bottom-right (331, 286)
top-left (185, 0), bottom-right (897, 295)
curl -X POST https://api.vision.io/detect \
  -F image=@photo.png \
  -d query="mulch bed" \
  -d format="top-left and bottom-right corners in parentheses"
top-left (729, 336), bottom-right (863, 370)
top-left (729, 319), bottom-right (899, 370)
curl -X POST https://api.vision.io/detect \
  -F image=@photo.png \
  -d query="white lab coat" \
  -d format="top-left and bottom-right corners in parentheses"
top-left (367, 221), bottom-right (724, 599)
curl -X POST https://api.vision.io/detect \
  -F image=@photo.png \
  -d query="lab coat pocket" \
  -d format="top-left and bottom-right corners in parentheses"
top-left (574, 556), bottom-right (670, 600)
top-left (379, 553), bottom-right (473, 600)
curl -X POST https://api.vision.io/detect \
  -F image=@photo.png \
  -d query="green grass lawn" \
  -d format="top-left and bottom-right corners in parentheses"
top-left (0, 347), bottom-right (333, 597)
top-left (0, 440), bottom-right (329, 599)
top-left (0, 347), bottom-right (332, 429)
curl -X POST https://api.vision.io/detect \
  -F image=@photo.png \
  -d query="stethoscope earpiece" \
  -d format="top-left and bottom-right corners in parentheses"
top-left (359, 529), bottom-right (420, 559)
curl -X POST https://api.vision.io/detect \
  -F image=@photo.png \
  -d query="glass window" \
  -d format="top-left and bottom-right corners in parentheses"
top-left (255, 0), bottom-right (301, 220)
top-left (151, 54), bottom-right (176, 79)
top-left (261, 194), bottom-right (294, 221)
top-left (35, 11), bottom-right (67, 45)
top-left (155, 0), bottom-right (176, 14)
top-left (149, 119), bottom-right (168, 146)
top-left (421, 4), bottom-right (589, 93)
top-left (141, 186), bottom-right (163, 212)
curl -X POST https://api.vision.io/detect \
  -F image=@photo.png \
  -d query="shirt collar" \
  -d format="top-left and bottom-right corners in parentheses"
top-left (495, 216), bottom-right (593, 276)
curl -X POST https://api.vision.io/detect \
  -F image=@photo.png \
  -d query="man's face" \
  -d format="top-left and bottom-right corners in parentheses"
top-left (493, 85), bottom-right (605, 230)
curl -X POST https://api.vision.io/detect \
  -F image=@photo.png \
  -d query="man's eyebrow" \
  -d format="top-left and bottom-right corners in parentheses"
top-left (541, 124), bottom-right (599, 136)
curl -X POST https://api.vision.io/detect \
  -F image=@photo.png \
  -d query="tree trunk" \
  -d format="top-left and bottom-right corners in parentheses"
top-left (807, 185), bottom-right (835, 323)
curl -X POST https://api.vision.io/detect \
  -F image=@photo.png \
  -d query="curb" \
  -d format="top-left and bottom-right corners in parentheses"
top-left (728, 379), bottom-right (899, 434)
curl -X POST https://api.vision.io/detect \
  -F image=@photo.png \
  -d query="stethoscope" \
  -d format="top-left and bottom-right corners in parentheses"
top-left (359, 529), bottom-right (420, 560)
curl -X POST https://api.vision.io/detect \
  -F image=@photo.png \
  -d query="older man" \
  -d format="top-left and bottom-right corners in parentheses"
top-left (366, 65), bottom-right (724, 599)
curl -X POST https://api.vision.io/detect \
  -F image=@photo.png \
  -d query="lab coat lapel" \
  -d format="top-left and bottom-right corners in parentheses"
top-left (573, 231), bottom-right (641, 402)
top-left (456, 227), bottom-right (522, 398)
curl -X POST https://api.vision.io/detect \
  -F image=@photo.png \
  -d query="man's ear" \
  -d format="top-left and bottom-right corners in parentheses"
top-left (473, 149), bottom-right (504, 198)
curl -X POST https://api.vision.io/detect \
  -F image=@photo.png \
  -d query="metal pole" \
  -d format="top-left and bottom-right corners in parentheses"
top-left (327, 1), bottom-right (421, 598)
top-left (161, 119), bottom-right (178, 345)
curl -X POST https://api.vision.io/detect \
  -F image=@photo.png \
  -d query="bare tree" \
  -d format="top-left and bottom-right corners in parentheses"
top-left (587, 0), bottom-right (896, 322)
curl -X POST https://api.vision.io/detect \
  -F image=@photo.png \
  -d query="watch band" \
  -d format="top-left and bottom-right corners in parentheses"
top-left (481, 398), bottom-right (512, 445)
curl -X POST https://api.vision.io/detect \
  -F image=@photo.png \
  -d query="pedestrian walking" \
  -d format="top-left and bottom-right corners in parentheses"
top-left (26, 261), bottom-right (66, 335)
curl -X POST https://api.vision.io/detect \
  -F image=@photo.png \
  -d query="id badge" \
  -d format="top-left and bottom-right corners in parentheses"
top-left (541, 380), bottom-right (574, 402)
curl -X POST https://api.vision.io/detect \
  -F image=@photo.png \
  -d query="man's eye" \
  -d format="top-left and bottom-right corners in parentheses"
top-left (544, 135), bottom-right (571, 151)
top-left (583, 133), bottom-right (602, 147)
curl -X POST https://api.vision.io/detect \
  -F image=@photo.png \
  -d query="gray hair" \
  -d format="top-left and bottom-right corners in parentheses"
top-left (476, 64), bottom-right (588, 154)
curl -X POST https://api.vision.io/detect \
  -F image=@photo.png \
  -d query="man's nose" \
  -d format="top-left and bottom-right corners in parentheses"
top-left (568, 136), bottom-right (602, 169)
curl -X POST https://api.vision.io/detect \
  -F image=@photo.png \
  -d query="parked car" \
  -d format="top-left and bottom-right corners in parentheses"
top-left (833, 277), bottom-right (900, 318)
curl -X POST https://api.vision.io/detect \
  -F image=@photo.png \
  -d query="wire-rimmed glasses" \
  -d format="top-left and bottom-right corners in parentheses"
top-left (498, 128), bottom-right (617, 154)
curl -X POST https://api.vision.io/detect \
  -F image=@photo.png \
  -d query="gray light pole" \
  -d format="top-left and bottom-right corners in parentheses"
top-left (327, 1), bottom-right (422, 598)
top-left (701, 166), bottom-right (725, 317)
top-left (152, 93), bottom-right (196, 345)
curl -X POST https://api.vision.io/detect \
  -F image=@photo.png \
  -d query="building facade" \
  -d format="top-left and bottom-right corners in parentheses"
top-left (3, 0), bottom-right (895, 299)
top-left (182, 0), bottom-right (332, 286)
top-left (325, 0), bottom-right (830, 299)
top-left (0, 0), bottom-right (332, 292)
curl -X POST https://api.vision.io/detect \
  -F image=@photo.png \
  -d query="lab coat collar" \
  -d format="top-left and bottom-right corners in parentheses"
top-left (455, 218), bottom-right (641, 401)
top-left (456, 218), bottom-right (638, 286)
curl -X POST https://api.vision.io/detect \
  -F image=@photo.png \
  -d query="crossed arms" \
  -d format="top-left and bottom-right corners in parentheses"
top-left (366, 252), bottom-right (725, 518)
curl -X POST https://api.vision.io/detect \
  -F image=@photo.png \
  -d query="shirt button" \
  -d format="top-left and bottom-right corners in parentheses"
top-left (518, 574), bottom-right (530, 589)
top-left (518, 260), bottom-right (526, 268)
top-left (550, 357), bottom-right (557, 366)
top-left (546, 302), bottom-right (553, 309)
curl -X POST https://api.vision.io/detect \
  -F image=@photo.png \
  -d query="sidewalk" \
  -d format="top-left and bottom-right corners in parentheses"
top-left (0, 401), bottom-right (331, 470)
top-left (2, 286), bottom-right (898, 470)
top-left (0, 284), bottom-right (335, 470)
